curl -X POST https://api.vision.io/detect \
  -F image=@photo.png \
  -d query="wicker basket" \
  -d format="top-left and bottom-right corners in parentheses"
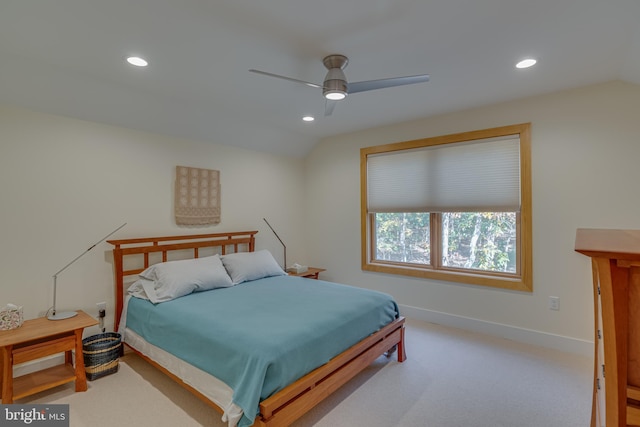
top-left (82, 332), bottom-right (122, 381)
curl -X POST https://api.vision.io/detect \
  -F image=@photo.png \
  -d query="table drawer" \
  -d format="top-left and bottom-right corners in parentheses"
top-left (12, 335), bottom-right (76, 365)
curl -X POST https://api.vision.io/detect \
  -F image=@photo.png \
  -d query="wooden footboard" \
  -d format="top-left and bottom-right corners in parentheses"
top-left (256, 316), bottom-right (405, 427)
top-left (108, 231), bottom-right (406, 427)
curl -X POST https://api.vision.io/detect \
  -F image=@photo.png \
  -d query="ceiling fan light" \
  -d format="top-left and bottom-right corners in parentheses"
top-left (323, 76), bottom-right (348, 100)
top-left (516, 58), bottom-right (537, 69)
top-left (325, 90), bottom-right (346, 101)
top-left (127, 56), bottom-right (148, 67)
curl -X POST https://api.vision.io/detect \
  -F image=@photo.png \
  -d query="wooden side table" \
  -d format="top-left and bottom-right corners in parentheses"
top-left (288, 267), bottom-right (326, 280)
top-left (0, 310), bottom-right (98, 403)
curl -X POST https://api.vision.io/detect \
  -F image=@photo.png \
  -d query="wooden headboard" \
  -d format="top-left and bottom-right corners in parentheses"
top-left (107, 230), bottom-right (258, 330)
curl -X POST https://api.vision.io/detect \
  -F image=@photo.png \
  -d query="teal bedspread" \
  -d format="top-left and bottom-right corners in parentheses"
top-left (125, 275), bottom-right (399, 427)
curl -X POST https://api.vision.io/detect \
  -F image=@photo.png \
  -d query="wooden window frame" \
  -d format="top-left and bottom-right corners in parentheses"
top-left (360, 123), bottom-right (532, 292)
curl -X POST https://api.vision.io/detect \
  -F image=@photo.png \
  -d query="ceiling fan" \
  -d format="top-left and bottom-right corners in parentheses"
top-left (249, 54), bottom-right (430, 116)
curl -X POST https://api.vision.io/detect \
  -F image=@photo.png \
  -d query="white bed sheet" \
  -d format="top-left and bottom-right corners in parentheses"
top-left (120, 297), bottom-right (244, 427)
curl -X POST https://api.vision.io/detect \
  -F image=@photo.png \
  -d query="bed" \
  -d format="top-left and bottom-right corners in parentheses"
top-left (108, 231), bottom-right (405, 427)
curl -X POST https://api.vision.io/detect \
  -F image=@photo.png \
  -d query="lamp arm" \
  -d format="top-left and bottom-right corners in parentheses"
top-left (263, 218), bottom-right (286, 270)
top-left (53, 223), bottom-right (127, 277)
top-left (50, 223), bottom-right (126, 316)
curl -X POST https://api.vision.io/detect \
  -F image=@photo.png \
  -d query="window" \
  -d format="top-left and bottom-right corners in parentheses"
top-left (360, 123), bottom-right (532, 291)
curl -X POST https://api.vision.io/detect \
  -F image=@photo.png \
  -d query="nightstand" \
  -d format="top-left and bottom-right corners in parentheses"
top-left (288, 267), bottom-right (326, 280)
top-left (0, 310), bottom-right (98, 403)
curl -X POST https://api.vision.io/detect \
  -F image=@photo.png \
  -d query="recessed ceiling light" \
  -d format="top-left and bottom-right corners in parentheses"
top-left (516, 58), bottom-right (537, 69)
top-left (127, 56), bottom-right (148, 67)
top-left (302, 116), bottom-right (315, 122)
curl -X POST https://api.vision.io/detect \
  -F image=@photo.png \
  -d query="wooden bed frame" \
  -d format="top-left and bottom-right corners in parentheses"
top-left (108, 230), bottom-right (406, 427)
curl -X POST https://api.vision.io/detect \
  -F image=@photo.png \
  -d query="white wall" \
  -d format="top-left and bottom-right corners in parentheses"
top-left (0, 106), bottom-right (307, 335)
top-left (305, 80), bottom-right (640, 355)
top-left (3, 81), bottom-right (638, 354)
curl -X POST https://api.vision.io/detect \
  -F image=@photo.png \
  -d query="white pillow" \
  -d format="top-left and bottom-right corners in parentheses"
top-left (133, 255), bottom-right (233, 303)
top-left (221, 250), bottom-right (286, 285)
top-left (128, 278), bottom-right (158, 302)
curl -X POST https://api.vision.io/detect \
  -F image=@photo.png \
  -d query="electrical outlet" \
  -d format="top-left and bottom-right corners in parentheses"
top-left (96, 302), bottom-right (106, 313)
top-left (549, 296), bottom-right (560, 311)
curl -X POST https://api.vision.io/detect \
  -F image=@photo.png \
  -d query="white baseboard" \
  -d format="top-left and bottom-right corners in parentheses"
top-left (399, 304), bottom-right (593, 357)
top-left (14, 307), bottom-right (592, 376)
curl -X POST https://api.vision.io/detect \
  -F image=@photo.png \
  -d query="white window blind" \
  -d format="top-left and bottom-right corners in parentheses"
top-left (367, 135), bottom-right (521, 213)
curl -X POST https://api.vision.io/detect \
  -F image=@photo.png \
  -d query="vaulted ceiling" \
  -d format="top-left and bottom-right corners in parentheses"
top-left (1, 0), bottom-right (639, 157)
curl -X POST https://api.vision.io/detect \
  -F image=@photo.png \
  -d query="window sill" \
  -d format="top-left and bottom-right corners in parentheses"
top-left (362, 262), bottom-right (532, 292)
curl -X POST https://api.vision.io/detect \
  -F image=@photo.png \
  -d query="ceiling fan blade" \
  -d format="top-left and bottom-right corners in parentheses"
top-left (324, 99), bottom-right (337, 116)
top-left (347, 74), bottom-right (430, 94)
top-left (249, 69), bottom-right (322, 89)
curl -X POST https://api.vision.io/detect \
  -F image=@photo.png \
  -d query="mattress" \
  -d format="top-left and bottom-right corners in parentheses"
top-left (123, 326), bottom-right (243, 426)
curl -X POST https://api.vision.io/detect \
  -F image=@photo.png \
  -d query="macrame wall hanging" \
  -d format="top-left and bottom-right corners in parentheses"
top-left (174, 165), bottom-right (220, 225)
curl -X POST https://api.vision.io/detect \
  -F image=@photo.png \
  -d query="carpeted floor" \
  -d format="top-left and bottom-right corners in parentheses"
top-left (21, 318), bottom-right (593, 426)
